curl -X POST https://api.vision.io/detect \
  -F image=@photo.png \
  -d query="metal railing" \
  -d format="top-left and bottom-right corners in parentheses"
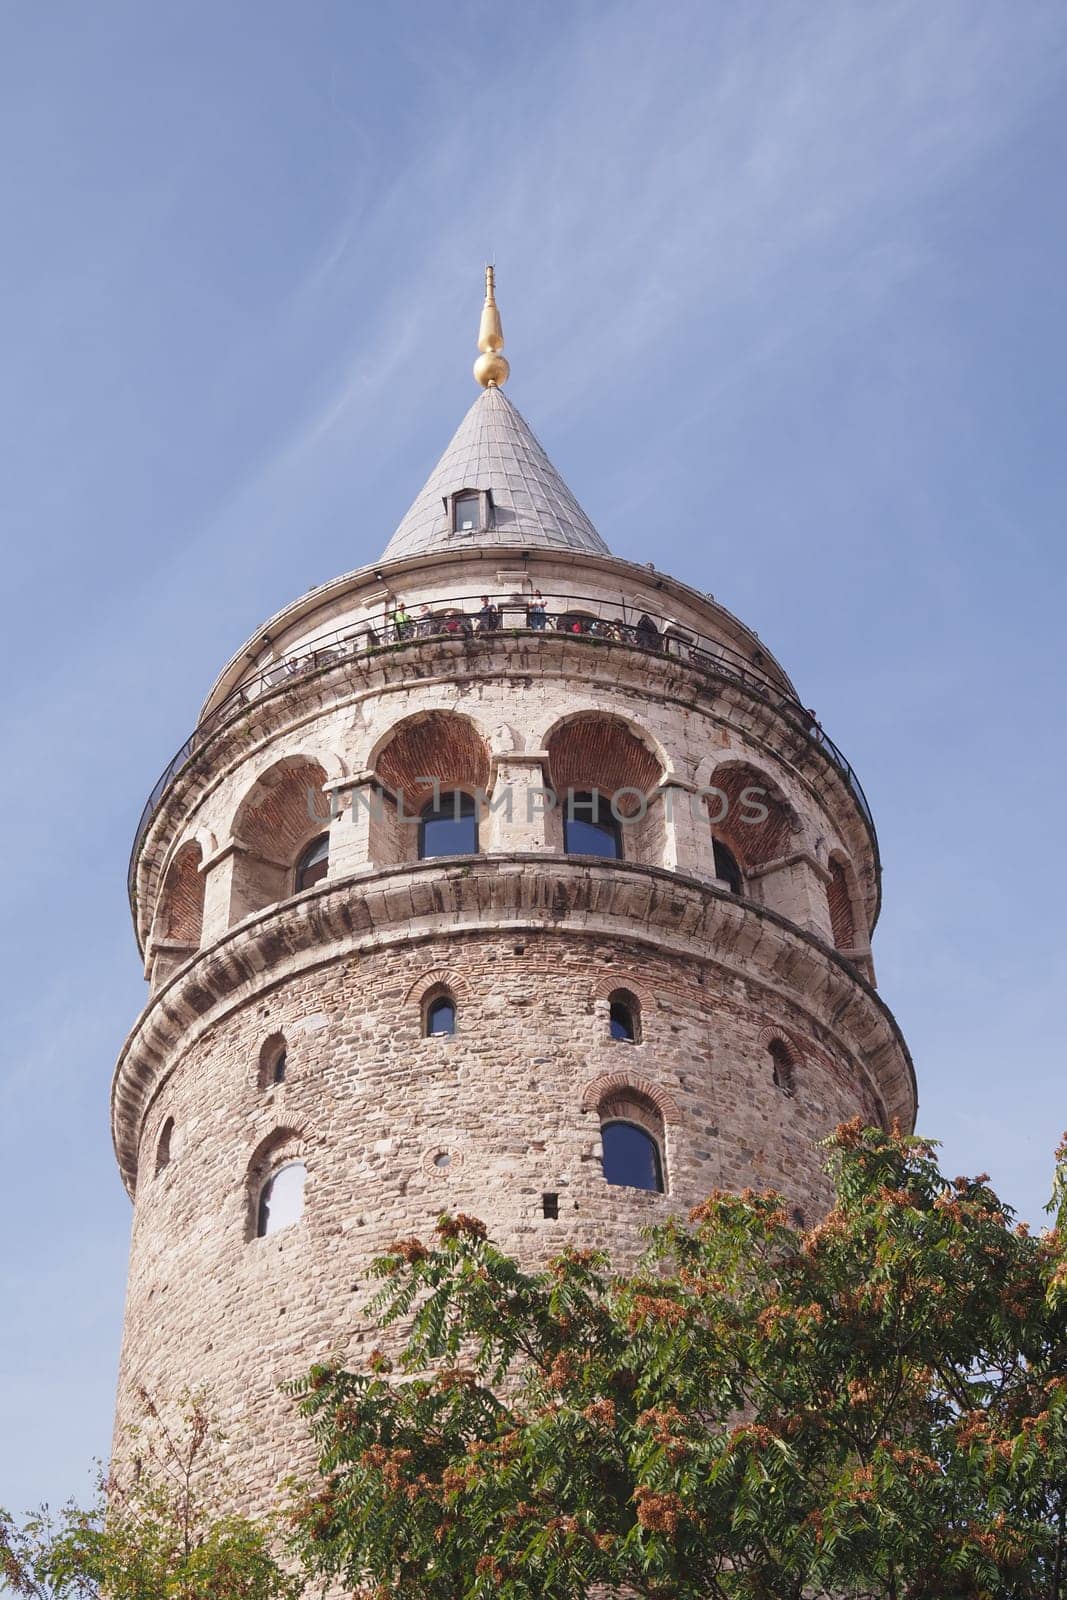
top-left (128, 591), bottom-right (877, 917)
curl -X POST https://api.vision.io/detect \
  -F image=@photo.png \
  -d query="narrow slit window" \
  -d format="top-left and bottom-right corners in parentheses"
top-left (770, 1039), bottom-right (796, 1097)
top-left (155, 1118), bottom-right (174, 1175)
top-left (713, 837), bottom-right (743, 895)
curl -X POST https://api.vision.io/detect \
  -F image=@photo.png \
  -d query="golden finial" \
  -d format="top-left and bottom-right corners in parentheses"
top-left (473, 264), bottom-right (510, 388)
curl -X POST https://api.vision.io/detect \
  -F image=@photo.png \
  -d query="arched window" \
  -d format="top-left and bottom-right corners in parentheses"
top-left (425, 993), bottom-right (456, 1037)
top-left (713, 837), bottom-right (743, 894)
top-left (419, 791), bottom-right (479, 859)
top-left (564, 791), bottom-right (622, 859)
top-left (295, 832), bottom-right (330, 892)
top-left (769, 1038), bottom-right (796, 1097)
top-left (154, 1117), bottom-right (174, 1176)
top-left (256, 1162), bottom-right (306, 1238)
top-left (602, 1122), bottom-right (664, 1192)
top-left (258, 1033), bottom-right (288, 1090)
top-left (608, 989), bottom-right (641, 1043)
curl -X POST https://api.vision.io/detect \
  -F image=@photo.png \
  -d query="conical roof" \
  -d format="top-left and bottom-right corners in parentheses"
top-left (380, 385), bottom-right (610, 562)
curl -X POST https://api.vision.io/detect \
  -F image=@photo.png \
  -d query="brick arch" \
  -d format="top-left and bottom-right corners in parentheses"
top-left (827, 853), bottom-right (858, 951)
top-left (232, 756), bottom-right (330, 863)
top-left (580, 1072), bottom-right (680, 1124)
top-left (157, 840), bottom-right (204, 947)
top-left (757, 1024), bottom-right (804, 1061)
top-left (227, 757), bottom-right (330, 924)
top-left (545, 713), bottom-right (665, 818)
top-left (592, 972), bottom-right (653, 1007)
top-left (403, 967), bottom-right (471, 1007)
top-left (704, 760), bottom-right (800, 868)
top-left (372, 712), bottom-right (491, 813)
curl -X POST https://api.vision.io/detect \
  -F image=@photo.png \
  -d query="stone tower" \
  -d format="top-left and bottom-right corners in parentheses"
top-left (112, 270), bottom-right (915, 1507)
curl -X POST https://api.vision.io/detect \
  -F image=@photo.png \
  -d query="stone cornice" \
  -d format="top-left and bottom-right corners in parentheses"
top-left (112, 856), bottom-right (915, 1199)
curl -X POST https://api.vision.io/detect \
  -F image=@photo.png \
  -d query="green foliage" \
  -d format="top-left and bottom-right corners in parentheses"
top-left (1, 1396), bottom-right (301, 1600)
top-left (288, 1125), bottom-right (1067, 1600)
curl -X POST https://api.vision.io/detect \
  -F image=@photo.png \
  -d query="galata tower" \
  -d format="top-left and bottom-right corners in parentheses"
top-left (112, 270), bottom-right (915, 1507)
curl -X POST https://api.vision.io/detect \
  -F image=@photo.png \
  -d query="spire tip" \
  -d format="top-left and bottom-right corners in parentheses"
top-left (474, 265), bottom-right (509, 388)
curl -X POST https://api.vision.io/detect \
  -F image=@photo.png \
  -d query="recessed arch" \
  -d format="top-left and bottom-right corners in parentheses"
top-left (544, 712), bottom-right (666, 817)
top-left (154, 1117), bottom-right (174, 1176)
top-left (228, 756), bottom-right (330, 923)
top-left (607, 988), bottom-right (641, 1044)
top-left (257, 1031), bottom-right (288, 1090)
top-left (156, 840), bottom-right (205, 948)
top-left (246, 1128), bottom-right (307, 1241)
top-left (370, 711), bottom-right (491, 809)
top-left (702, 759), bottom-right (801, 870)
top-left (422, 985), bottom-right (457, 1037)
top-left (827, 852), bottom-right (859, 951)
top-left (758, 1028), bottom-right (801, 1098)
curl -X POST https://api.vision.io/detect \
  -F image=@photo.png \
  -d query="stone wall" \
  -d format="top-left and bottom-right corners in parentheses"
top-left (114, 923), bottom-right (887, 1513)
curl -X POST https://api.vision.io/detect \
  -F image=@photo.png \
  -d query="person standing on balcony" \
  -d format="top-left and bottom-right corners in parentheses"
top-left (526, 590), bottom-right (547, 630)
top-left (475, 595), bottom-right (499, 634)
top-left (391, 599), bottom-right (413, 640)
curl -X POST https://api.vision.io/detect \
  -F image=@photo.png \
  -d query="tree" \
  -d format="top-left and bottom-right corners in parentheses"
top-left (1, 1395), bottom-right (302, 1600)
top-left (288, 1122), bottom-right (1067, 1599)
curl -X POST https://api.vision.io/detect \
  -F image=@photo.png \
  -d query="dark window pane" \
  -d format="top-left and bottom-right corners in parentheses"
top-left (602, 1122), bottom-right (663, 1192)
top-left (454, 494), bottom-right (479, 531)
top-left (419, 791), bottom-right (479, 859)
top-left (426, 997), bottom-right (456, 1036)
top-left (296, 833), bottom-right (330, 890)
top-left (564, 792), bottom-right (621, 859)
top-left (713, 838), bottom-right (742, 895)
top-left (609, 1002), bottom-right (635, 1042)
top-left (272, 1049), bottom-right (287, 1084)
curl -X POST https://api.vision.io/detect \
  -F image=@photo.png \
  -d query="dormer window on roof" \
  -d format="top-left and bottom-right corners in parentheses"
top-left (452, 491), bottom-right (482, 533)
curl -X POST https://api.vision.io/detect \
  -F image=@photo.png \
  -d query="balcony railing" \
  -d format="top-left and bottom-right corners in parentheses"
top-left (128, 591), bottom-right (878, 917)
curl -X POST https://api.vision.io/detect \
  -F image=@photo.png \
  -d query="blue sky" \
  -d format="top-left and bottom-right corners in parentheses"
top-left (1, 0), bottom-right (1066, 1516)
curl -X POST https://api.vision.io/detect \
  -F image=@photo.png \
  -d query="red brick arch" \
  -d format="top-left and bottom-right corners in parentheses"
top-left (403, 967), bottom-right (471, 1006)
top-left (827, 855), bottom-right (857, 950)
top-left (233, 756), bottom-right (330, 863)
top-left (591, 973), bottom-right (653, 1007)
top-left (705, 761), bottom-right (800, 868)
top-left (158, 840), bottom-right (204, 946)
top-left (546, 713), bottom-right (664, 819)
top-left (580, 1072), bottom-right (680, 1124)
top-left (374, 712), bottom-right (491, 812)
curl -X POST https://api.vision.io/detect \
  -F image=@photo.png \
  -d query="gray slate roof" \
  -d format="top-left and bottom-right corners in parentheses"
top-left (380, 385), bottom-right (610, 561)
